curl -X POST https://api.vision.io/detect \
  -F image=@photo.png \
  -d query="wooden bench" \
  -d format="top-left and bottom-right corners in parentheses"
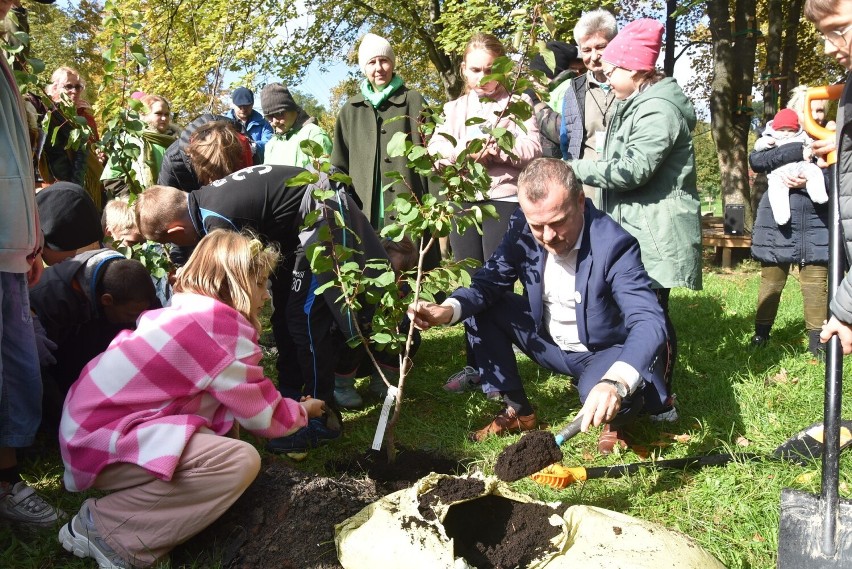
top-left (702, 215), bottom-right (751, 268)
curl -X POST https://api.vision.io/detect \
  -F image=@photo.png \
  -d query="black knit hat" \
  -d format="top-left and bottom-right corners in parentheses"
top-left (37, 182), bottom-right (103, 251)
top-left (260, 83), bottom-right (299, 116)
top-left (530, 41), bottom-right (580, 79)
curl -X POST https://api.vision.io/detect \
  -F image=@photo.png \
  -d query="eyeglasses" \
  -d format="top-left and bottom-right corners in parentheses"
top-left (602, 66), bottom-right (618, 80)
top-left (63, 83), bottom-right (83, 91)
top-left (820, 24), bottom-right (852, 48)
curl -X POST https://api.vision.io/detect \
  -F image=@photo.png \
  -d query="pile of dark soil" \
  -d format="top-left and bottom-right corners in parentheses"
top-left (495, 430), bottom-right (563, 482)
top-left (326, 447), bottom-right (469, 492)
top-left (173, 450), bottom-right (561, 568)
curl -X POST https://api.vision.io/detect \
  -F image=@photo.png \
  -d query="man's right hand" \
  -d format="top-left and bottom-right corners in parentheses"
top-left (407, 300), bottom-right (453, 330)
top-left (821, 316), bottom-right (852, 355)
top-left (811, 138), bottom-right (836, 168)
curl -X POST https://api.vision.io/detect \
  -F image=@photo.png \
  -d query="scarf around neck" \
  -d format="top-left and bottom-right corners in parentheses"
top-left (360, 74), bottom-right (404, 108)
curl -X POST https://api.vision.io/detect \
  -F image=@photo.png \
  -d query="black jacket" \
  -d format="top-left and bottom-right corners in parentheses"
top-left (749, 144), bottom-right (829, 265)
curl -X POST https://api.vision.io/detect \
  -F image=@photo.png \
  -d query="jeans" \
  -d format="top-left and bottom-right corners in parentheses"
top-left (0, 271), bottom-right (42, 447)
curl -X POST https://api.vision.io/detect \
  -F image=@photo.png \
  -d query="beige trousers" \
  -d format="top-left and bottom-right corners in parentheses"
top-left (88, 433), bottom-right (261, 567)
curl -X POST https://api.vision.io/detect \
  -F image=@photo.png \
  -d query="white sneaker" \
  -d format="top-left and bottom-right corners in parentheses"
top-left (0, 480), bottom-right (66, 527)
top-left (59, 500), bottom-right (130, 569)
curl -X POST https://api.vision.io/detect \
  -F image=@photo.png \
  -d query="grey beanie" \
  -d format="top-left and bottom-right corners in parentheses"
top-left (358, 33), bottom-right (395, 73)
top-left (260, 83), bottom-right (298, 116)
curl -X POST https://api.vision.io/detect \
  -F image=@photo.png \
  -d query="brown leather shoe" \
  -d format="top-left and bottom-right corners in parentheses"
top-left (469, 407), bottom-right (538, 442)
top-left (597, 424), bottom-right (629, 455)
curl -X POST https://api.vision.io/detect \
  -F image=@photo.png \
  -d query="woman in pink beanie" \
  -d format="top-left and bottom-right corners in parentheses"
top-left (570, 18), bottom-right (702, 409)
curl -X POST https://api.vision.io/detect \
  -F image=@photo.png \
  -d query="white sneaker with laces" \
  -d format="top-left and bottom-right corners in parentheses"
top-left (0, 480), bottom-right (66, 527)
top-left (59, 501), bottom-right (130, 569)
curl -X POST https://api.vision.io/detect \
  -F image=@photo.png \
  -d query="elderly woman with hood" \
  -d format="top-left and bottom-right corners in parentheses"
top-left (570, 18), bottom-right (702, 419)
top-left (261, 83), bottom-right (332, 168)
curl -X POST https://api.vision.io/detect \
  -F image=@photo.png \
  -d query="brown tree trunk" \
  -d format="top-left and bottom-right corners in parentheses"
top-left (779, 0), bottom-right (804, 106)
top-left (763, 0), bottom-right (782, 121)
top-left (707, 0), bottom-right (759, 225)
top-left (663, 0), bottom-right (677, 77)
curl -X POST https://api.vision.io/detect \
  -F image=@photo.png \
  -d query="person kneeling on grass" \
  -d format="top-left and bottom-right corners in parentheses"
top-left (408, 158), bottom-right (677, 454)
top-left (57, 230), bottom-right (325, 569)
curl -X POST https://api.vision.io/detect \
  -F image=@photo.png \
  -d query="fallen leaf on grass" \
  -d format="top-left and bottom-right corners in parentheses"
top-left (765, 369), bottom-right (791, 386)
top-left (659, 432), bottom-right (691, 444)
top-left (631, 445), bottom-right (650, 459)
top-left (736, 436), bottom-right (751, 447)
top-left (796, 471), bottom-right (818, 484)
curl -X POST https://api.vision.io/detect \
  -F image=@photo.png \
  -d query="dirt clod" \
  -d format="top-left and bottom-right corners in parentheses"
top-left (495, 430), bottom-right (563, 482)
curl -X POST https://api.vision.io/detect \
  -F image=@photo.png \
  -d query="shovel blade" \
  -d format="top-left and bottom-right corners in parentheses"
top-left (778, 488), bottom-right (852, 568)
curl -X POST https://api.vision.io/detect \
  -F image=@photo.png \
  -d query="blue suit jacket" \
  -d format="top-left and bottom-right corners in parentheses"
top-left (451, 199), bottom-right (666, 379)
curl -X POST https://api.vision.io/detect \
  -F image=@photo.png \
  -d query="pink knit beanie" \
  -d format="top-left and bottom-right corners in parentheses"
top-left (602, 18), bottom-right (664, 72)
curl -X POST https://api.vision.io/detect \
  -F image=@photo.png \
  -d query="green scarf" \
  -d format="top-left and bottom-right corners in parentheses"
top-left (360, 74), bottom-right (404, 108)
top-left (140, 129), bottom-right (176, 185)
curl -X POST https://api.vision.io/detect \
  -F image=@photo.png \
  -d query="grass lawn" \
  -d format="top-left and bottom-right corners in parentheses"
top-left (3, 257), bottom-right (852, 568)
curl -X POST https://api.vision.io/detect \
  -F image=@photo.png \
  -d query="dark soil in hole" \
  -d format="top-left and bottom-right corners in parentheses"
top-left (495, 430), bottom-right (563, 482)
top-left (418, 476), bottom-right (487, 521)
top-left (443, 495), bottom-right (562, 569)
top-left (326, 447), bottom-right (470, 492)
top-left (173, 450), bottom-right (561, 568)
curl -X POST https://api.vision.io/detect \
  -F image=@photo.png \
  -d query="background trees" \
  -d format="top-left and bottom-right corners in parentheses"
top-left (9, 0), bottom-right (846, 219)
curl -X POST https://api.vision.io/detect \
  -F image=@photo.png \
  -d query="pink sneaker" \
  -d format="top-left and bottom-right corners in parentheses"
top-left (443, 366), bottom-right (482, 393)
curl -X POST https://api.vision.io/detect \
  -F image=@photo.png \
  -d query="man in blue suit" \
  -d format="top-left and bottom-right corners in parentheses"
top-left (409, 158), bottom-right (675, 453)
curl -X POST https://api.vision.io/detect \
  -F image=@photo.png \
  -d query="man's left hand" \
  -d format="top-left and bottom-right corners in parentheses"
top-left (579, 382), bottom-right (622, 432)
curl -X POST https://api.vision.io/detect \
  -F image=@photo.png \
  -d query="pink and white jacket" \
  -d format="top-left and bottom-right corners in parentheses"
top-left (59, 293), bottom-right (308, 492)
top-left (428, 88), bottom-right (541, 201)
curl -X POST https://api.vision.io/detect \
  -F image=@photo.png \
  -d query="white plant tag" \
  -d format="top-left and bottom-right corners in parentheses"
top-left (371, 386), bottom-right (398, 450)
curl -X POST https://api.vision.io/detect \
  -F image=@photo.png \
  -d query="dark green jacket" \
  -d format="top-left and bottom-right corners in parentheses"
top-left (332, 84), bottom-right (430, 229)
top-left (571, 78), bottom-right (702, 290)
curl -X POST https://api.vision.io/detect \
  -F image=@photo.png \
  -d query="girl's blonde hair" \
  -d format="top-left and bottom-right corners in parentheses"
top-left (462, 33), bottom-right (507, 94)
top-left (174, 230), bottom-right (279, 331)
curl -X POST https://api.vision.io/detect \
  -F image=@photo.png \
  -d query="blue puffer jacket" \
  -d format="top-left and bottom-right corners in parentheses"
top-left (749, 144), bottom-right (829, 265)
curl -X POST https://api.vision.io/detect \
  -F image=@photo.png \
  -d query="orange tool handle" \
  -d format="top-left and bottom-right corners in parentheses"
top-left (803, 84), bottom-right (844, 165)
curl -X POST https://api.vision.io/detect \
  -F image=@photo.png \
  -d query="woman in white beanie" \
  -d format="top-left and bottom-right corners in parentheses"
top-left (332, 33), bottom-right (433, 232)
top-left (331, 33), bottom-right (438, 407)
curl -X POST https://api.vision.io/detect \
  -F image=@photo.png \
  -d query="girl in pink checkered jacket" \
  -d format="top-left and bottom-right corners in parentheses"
top-left (58, 230), bottom-right (325, 568)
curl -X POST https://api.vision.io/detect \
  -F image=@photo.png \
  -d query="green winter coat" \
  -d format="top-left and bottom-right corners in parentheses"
top-left (332, 83), bottom-right (430, 229)
top-left (570, 77), bottom-right (702, 290)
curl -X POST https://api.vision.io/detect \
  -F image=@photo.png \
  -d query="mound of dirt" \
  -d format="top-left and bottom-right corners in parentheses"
top-left (495, 430), bottom-right (563, 482)
top-left (174, 449), bottom-right (560, 568)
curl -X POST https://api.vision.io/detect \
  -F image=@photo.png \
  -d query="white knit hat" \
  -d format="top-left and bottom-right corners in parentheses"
top-left (358, 33), bottom-right (396, 73)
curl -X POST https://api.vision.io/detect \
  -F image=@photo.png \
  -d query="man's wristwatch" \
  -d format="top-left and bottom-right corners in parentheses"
top-left (599, 379), bottom-right (628, 399)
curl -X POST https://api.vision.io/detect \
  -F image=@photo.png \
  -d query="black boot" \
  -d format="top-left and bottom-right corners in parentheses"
top-left (751, 324), bottom-right (771, 347)
top-left (808, 329), bottom-right (826, 361)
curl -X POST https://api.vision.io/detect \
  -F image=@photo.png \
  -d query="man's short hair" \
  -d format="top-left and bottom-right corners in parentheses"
top-left (574, 9), bottom-right (618, 43)
top-left (804, 0), bottom-right (838, 21)
top-left (97, 258), bottom-right (157, 306)
top-left (134, 185), bottom-right (189, 242)
top-left (518, 158), bottom-right (583, 203)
